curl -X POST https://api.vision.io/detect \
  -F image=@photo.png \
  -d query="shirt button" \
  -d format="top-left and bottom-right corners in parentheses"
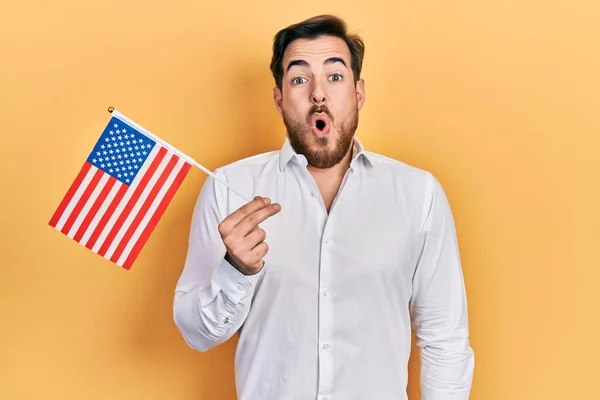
top-left (237, 284), bottom-right (244, 291)
top-left (323, 344), bottom-right (329, 349)
top-left (323, 290), bottom-right (328, 297)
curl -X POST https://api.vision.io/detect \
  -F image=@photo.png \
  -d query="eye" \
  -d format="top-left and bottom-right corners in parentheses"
top-left (329, 74), bottom-right (343, 82)
top-left (291, 77), bottom-right (307, 85)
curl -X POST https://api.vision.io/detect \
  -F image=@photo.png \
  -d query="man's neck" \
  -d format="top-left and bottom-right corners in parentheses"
top-left (307, 151), bottom-right (351, 180)
top-left (306, 142), bottom-right (354, 212)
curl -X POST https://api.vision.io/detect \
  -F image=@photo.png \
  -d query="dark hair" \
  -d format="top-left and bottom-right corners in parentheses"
top-left (269, 15), bottom-right (365, 90)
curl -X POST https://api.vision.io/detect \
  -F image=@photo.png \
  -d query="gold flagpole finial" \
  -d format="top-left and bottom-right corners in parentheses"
top-left (108, 106), bottom-right (114, 113)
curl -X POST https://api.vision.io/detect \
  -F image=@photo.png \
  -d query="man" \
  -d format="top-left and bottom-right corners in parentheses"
top-left (173, 14), bottom-right (474, 400)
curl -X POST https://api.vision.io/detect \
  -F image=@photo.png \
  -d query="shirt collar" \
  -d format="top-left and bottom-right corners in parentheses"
top-left (278, 136), bottom-right (372, 172)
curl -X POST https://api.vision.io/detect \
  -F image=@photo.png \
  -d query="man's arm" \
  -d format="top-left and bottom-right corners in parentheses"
top-left (410, 173), bottom-right (475, 399)
top-left (173, 171), bottom-right (277, 352)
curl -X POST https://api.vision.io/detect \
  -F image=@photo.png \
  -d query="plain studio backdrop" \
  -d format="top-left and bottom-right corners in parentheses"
top-left (1, 0), bottom-right (598, 399)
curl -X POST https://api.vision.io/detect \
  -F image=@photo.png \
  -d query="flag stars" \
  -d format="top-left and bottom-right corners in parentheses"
top-left (91, 122), bottom-right (157, 184)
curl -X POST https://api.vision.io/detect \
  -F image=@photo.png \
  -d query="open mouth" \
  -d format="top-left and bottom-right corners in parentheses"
top-left (315, 119), bottom-right (326, 131)
top-left (310, 112), bottom-right (330, 136)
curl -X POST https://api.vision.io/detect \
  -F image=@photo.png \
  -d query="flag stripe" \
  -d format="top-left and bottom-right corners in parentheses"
top-left (72, 176), bottom-right (117, 243)
top-left (52, 164), bottom-right (95, 231)
top-left (122, 161), bottom-right (192, 269)
top-left (102, 149), bottom-right (174, 260)
top-left (68, 173), bottom-right (110, 239)
top-left (49, 162), bottom-right (92, 228)
top-left (90, 145), bottom-right (163, 253)
top-left (85, 184), bottom-right (128, 251)
top-left (79, 180), bottom-right (121, 246)
top-left (111, 154), bottom-right (181, 264)
top-left (97, 146), bottom-right (168, 257)
top-left (59, 167), bottom-right (104, 234)
top-left (116, 158), bottom-right (187, 267)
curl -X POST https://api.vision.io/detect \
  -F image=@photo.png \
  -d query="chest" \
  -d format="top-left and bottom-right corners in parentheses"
top-left (258, 175), bottom-right (422, 290)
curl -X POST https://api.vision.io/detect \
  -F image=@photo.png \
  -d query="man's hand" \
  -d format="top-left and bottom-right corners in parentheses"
top-left (218, 196), bottom-right (281, 275)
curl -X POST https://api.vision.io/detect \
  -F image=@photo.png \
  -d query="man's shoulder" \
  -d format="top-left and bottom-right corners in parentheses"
top-left (363, 150), bottom-right (434, 184)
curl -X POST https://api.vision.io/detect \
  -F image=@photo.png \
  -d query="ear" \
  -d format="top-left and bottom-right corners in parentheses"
top-left (356, 79), bottom-right (366, 111)
top-left (273, 87), bottom-right (283, 117)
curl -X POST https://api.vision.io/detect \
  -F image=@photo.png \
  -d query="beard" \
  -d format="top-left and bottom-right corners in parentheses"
top-left (282, 104), bottom-right (359, 169)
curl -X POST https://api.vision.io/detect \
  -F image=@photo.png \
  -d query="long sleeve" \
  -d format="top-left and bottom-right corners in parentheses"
top-left (410, 173), bottom-right (475, 399)
top-left (173, 170), bottom-right (263, 352)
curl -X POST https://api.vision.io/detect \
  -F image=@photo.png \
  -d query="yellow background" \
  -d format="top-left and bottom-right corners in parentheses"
top-left (1, 0), bottom-right (598, 399)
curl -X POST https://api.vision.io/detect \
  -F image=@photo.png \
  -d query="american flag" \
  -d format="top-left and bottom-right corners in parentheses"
top-left (49, 112), bottom-right (192, 270)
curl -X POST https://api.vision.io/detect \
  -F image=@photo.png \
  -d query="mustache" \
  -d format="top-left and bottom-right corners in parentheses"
top-left (306, 105), bottom-right (334, 124)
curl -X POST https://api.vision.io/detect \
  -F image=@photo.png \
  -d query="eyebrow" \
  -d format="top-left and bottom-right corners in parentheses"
top-left (286, 57), bottom-right (348, 72)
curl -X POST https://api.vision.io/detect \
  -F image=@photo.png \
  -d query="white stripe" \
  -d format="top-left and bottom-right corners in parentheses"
top-left (79, 181), bottom-right (122, 246)
top-left (92, 145), bottom-right (162, 253)
top-left (103, 150), bottom-right (175, 259)
top-left (54, 166), bottom-right (98, 231)
top-left (116, 158), bottom-right (186, 266)
top-left (67, 173), bottom-right (110, 239)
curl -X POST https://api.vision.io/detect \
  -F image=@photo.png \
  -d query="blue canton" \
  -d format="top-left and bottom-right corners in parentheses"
top-left (87, 117), bottom-right (157, 185)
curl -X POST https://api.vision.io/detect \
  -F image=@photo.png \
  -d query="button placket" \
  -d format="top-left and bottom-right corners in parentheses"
top-left (317, 220), bottom-right (334, 398)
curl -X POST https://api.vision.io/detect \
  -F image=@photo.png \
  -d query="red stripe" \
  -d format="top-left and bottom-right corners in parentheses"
top-left (84, 184), bottom-right (128, 250)
top-left (122, 161), bottom-right (191, 270)
top-left (110, 154), bottom-right (180, 264)
top-left (73, 176), bottom-right (117, 243)
top-left (60, 168), bottom-right (104, 235)
top-left (98, 147), bottom-right (168, 257)
top-left (49, 162), bottom-right (92, 227)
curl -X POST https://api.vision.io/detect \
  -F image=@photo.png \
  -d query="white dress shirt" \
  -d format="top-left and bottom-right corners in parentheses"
top-left (173, 137), bottom-right (474, 400)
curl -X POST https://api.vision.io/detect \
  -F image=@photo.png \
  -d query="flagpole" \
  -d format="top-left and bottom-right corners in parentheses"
top-left (108, 107), bottom-right (252, 202)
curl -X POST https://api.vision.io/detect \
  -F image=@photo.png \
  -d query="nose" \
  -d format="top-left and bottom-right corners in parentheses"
top-left (310, 82), bottom-right (326, 105)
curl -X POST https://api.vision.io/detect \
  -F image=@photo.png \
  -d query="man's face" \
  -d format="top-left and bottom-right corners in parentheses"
top-left (273, 35), bottom-right (365, 169)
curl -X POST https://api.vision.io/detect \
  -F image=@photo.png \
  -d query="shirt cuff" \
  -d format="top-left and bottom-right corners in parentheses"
top-left (212, 258), bottom-right (264, 304)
